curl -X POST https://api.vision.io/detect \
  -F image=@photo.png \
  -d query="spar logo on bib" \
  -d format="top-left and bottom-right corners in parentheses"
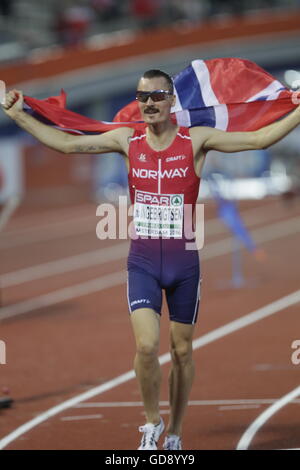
top-left (134, 190), bottom-right (184, 238)
top-left (136, 191), bottom-right (180, 206)
top-left (171, 195), bottom-right (183, 207)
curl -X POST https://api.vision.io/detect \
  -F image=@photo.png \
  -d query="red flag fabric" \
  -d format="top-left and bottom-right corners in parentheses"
top-left (23, 58), bottom-right (297, 135)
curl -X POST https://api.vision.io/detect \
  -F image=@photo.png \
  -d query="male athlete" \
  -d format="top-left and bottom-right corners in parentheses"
top-left (2, 70), bottom-right (300, 450)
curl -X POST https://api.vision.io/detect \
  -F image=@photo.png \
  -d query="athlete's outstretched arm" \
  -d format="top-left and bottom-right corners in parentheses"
top-left (1, 89), bottom-right (127, 154)
top-left (191, 105), bottom-right (300, 153)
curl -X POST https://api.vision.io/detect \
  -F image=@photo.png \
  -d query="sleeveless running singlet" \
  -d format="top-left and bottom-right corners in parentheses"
top-left (127, 126), bottom-right (202, 324)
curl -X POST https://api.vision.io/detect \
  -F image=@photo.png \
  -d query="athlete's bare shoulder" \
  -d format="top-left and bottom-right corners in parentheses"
top-left (115, 126), bottom-right (135, 138)
top-left (113, 126), bottom-right (135, 155)
top-left (188, 126), bottom-right (210, 178)
top-left (189, 126), bottom-right (211, 153)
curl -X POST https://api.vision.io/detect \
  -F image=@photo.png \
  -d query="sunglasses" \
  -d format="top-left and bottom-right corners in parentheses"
top-left (136, 90), bottom-right (173, 103)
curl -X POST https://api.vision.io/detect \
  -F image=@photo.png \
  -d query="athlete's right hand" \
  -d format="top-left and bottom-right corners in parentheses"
top-left (1, 89), bottom-right (24, 118)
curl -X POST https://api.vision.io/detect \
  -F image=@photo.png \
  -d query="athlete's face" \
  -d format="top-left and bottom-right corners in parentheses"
top-left (136, 77), bottom-right (176, 125)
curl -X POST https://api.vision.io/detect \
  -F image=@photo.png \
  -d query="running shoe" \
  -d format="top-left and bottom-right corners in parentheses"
top-left (163, 434), bottom-right (182, 450)
top-left (138, 417), bottom-right (165, 450)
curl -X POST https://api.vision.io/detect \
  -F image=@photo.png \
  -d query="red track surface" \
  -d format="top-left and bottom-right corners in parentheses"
top-left (0, 196), bottom-right (300, 450)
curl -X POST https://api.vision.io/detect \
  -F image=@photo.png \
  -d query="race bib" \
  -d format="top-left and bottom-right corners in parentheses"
top-left (134, 190), bottom-right (184, 238)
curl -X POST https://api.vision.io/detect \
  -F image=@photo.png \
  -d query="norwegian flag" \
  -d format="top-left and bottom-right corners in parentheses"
top-left (176, 58), bottom-right (296, 131)
top-left (24, 58), bottom-right (297, 134)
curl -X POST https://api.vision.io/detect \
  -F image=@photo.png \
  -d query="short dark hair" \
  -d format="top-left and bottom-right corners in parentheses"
top-left (141, 69), bottom-right (174, 94)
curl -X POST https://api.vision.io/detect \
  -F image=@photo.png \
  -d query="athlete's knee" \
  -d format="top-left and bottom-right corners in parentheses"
top-left (170, 340), bottom-right (193, 365)
top-left (136, 338), bottom-right (159, 359)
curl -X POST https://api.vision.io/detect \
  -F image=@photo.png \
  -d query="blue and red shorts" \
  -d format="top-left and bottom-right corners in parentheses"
top-left (126, 238), bottom-right (201, 325)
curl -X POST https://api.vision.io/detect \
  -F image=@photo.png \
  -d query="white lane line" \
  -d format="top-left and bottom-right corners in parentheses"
top-left (0, 242), bottom-right (129, 288)
top-left (236, 385), bottom-right (300, 450)
top-left (0, 198), bottom-right (286, 250)
top-left (2, 198), bottom-right (274, 236)
top-left (0, 216), bottom-right (96, 249)
top-left (219, 405), bottom-right (261, 411)
top-left (2, 203), bottom-right (95, 232)
top-left (60, 414), bottom-right (103, 421)
top-left (157, 290), bottom-right (300, 368)
top-left (1, 213), bottom-right (300, 320)
top-left (204, 202), bottom-right (283, 236)
top-left (1, 288), bottom-right (300, 449)
top-left (2, 212), bottom-right (300, 291)
top-left (1, 212), bottom-right (95, 238)
top-left (73, 399), bottom-right (300, 408)
top-left (201, 214), bottom-right (300, 259)
top-left (0, 369), bottom-right (136, 450)
top-left (0, 271), bottom-right (126, 321)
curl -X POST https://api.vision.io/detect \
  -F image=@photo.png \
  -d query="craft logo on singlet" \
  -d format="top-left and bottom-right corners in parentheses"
top-left (131, 299), bottom-right (151, 307)
top-left (166, 155), bottom-right (186, 162)
top-left (0, 340), bottom-right (6, 365)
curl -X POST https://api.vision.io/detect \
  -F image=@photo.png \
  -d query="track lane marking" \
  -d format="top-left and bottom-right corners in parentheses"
top-left (0, 242), bottom-right (129, 288)
top-left (0, 271), bottom-right (127, 321)
top-left (0, 198), bottom-right (288, 250)
top-left (60, 414), bottom-right (103, 421)
top-left (1, 199), bottom-right (279, 238)
top-left (0, 288), bottom-right (300, 449)
top-left (1, 213), bottom-right (300, 320)
top-left (2, 203), bottom-right (95, 232)
top-left (2, 213), bottom-right (300, 292)
top-left (73, 399), bottom-right (300, 408)
top-left (0, 215), bottom-right (97, 249)
top-left (236, 385), bottom-right (300, 450)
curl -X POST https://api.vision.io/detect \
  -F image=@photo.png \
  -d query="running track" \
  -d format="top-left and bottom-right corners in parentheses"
top-left (0, 196), bottom-right (300, 450)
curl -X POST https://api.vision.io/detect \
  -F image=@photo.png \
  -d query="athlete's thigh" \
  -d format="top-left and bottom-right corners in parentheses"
top-left (166, 273), bottom-right (201, 325)
top-left (127, 269), bottom-right (162, 315)
top-left (170, 320), bottom-right (195, 352)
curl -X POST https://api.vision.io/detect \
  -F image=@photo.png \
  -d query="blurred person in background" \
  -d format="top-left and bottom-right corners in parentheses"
top-left (169, 0), bottom-right (207, 24)
top-left (207, 0), bottom-right (246, 17)
top-left (91, 0), bottom-right (121, 22)
top-left (0, 0), bottom-right (13, 17)
top-left (131, 0), bottom-right (160, 30)
top-left (55, 0), bottom-right (94, 46)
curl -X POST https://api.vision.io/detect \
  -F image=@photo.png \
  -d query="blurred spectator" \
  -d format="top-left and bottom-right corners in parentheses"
top-left (131, 0), bottom-right (160, 29)
top-left (91, 0), bottom-right (121, 22)
top-left (0, 0), bottom-right (13, 17)
top-left (208, 0), bottom-right (246, 17)
top-left (1, 0), bottom-right (299, 54)
top-left (55, 3), bottom-right (94, 46)
top-left (169, 0), bottom-right (207, 23)
top-left (160, 0), bottom-right (187, 22)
